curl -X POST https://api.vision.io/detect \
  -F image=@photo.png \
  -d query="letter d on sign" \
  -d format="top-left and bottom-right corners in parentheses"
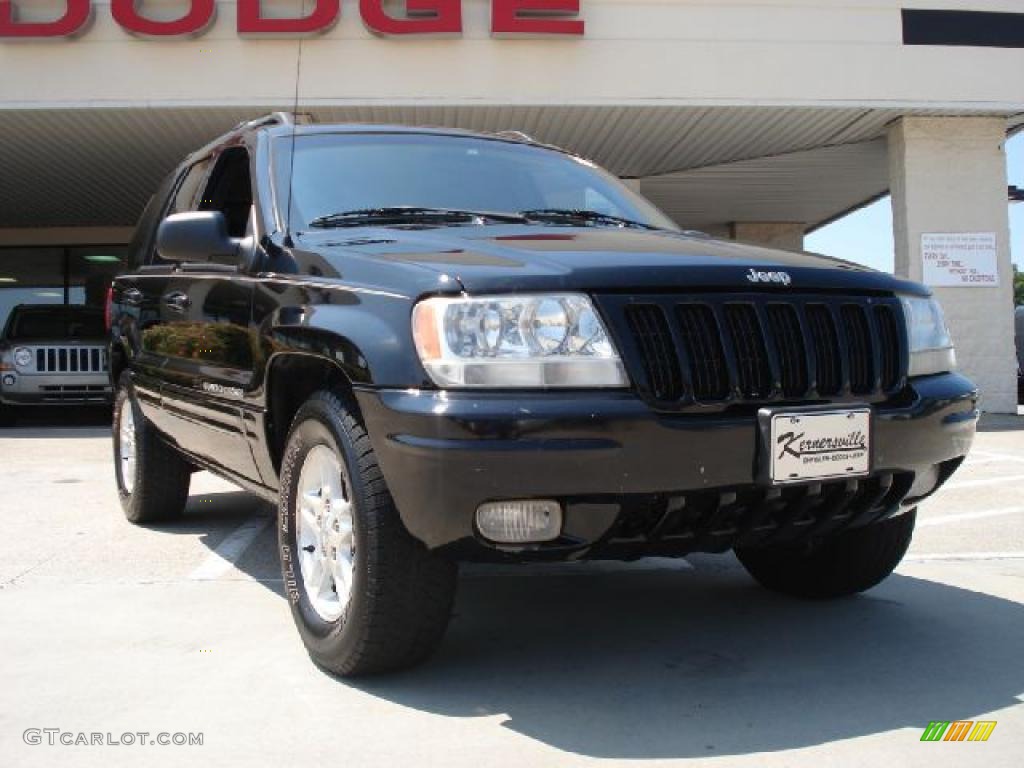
top-left (112, 0), bottom-right (215, 37)
top-left (0, 0), bottom-right (92, 38)
top-left (237, 0), bottom-right (339, 37)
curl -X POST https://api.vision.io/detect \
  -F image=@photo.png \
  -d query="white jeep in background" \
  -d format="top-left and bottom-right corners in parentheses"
top-left (0, 304), bottom-right (111, 424)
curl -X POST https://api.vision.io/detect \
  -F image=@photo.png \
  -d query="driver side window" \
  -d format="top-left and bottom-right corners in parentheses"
top-left (145, 160), bottom-right (212, 266)
top-left (199, 147), bottom-right (253, 239)
top-left (171, 157), bottom-right (213, 216)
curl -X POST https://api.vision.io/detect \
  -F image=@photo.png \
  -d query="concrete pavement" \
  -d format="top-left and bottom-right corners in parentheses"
top-left (1, 409), bottom-right (1022, 767)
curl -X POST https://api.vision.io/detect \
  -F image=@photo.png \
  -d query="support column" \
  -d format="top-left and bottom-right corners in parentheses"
top-left (729, 221), bottom-right (805, 251)
top-left (888, 116), bottom-right (1016, 413)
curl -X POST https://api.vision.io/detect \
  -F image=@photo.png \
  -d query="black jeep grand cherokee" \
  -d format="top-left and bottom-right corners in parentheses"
top-left (109, 114), bottom-right (977, 676)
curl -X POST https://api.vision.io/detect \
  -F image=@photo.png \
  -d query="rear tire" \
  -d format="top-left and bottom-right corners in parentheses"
top-left (113, 375), bottom-right (191, 524)
top-left (735, 509), bottom-right (916, 599)
top-left (278, 390), bottom-right (456, 677)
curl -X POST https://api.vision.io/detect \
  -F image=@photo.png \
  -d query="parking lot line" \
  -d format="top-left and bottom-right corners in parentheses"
top-left (189, 515), bottom-right (273, 581)
top-left (918, 506), bottom-right (1024, 527)
top-left (943, 473), bottom-right (1024, 491)
top-left (969, 450), bottom-right (1024, 464)
top-left (904, 552), bottom-right (1024, 563)
top-left (965, 456), bottom-right (1012, 466)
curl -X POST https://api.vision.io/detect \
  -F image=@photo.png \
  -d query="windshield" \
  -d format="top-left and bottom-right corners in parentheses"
top-left (5, 306), bottom-right (105, 341)
top-left (275, 133), bottom-right (678, 232)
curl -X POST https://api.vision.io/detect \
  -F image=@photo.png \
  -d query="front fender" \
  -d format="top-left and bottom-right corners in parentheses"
top-left (256, 299), bottom-right (428, 388)
top-left (245, 283), bottom-right (442, 488)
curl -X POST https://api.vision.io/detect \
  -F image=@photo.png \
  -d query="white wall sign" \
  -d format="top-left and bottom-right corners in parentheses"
top-left (921, 233), bottom-right (999, 287)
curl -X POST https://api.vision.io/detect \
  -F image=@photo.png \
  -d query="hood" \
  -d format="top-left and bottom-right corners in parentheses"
top-left (296, 225), bottom-right (925, 297)
top-left (1, 338), bottom-right (105, 347)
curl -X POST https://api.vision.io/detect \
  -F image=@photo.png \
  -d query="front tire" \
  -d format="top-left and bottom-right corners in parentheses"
top-left (735, 510), bottom-right (916, 599)
top-left (113, 375), bottom-right (191, 523)
top-left (278, 391), bottom-right (456, 677)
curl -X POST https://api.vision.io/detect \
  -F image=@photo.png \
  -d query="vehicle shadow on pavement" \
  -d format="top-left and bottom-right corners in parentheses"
top-left (190, 492), bottom-right (1024, 759)
top-left (345, 558), bottom-right (1024, 759)
top-left (166, 492), bottom-right (274, 536)
top-left (0, 405), bottom-right (112, 436)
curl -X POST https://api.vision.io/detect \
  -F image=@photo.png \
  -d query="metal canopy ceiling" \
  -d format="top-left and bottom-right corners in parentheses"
top-left (0, 105), bottom-right (1020, 231)
top-left (640, 140), bottom-right (890, 233)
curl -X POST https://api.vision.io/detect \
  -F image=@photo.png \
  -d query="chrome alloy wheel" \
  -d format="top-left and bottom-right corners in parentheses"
top-left (118, 402), bottom-right (137, 494)
top-left (296, 444), bottom-right (355, 622)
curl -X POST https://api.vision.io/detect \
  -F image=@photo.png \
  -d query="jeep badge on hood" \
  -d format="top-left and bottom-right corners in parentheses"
top-left (747, 268), bottom-right (793, 286)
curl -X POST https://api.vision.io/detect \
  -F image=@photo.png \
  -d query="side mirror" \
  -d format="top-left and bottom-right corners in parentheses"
top-left (156, 212), bottom-right (239, 263)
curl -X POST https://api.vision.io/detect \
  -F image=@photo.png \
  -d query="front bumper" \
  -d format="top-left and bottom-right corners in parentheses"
top-left (355, 372), bottom-right (978, 561)
top-left (0, 372), bottom-right (113, 405)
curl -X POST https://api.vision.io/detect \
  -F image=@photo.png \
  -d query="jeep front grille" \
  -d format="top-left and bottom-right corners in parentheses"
top-left (676, 303), bottom-right (730, 400)
top-left (806, 303), bottom-right (841, 395)
top-left (724, 303), bottom-right (771, 399)
top-left (624, 304), bottom-right (683, 401)
top-left (33, 347), bottom-right (107, 374)
top-left (606, 294), bottom-right (907, 409)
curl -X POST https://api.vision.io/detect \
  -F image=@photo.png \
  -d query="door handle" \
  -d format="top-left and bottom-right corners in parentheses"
top-left (162, 292), bottom-right (192, 312)
top-left (122, 287), bottom-right (143, 306)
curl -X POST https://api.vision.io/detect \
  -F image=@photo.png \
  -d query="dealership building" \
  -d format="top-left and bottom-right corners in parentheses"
top-left (1, 0), bottom-right (1022, 410)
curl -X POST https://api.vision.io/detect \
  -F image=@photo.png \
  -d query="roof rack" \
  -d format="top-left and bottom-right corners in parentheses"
top-left (232, 111), bottom-right (317, 132)
top-left (492, 130), bottom-right (536, 143)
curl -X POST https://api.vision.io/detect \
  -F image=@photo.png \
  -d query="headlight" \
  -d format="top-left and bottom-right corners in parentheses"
top-left (900, 296), bottom-right (956, 377)
top-left (412, 294), bottom-right (629, 388)
top-left (13, 347), bottom-right (33, 369)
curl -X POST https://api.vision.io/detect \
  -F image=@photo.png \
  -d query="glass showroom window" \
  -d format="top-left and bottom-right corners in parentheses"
top-left (0, 248), bottom-right (66, 334)
top-left (68, 247), bottom-right (128, 310)
top-left (0, 246), bottom-right (128, 334)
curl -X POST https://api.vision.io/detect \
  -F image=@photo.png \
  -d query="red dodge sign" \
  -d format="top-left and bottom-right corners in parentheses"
top-left (0, 0), bottom-right (585, 38)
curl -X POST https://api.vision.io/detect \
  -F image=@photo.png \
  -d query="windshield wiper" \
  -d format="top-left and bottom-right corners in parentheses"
top-left (519, 208), bottom-right (658, 230)
top-left (308, 207), bottom-right (529, 229)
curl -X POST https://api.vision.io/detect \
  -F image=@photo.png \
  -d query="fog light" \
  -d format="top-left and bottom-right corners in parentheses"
top-left (476, 500), bottom-right (562, 544)
top-left (2, 374), bottom-right (15, 386)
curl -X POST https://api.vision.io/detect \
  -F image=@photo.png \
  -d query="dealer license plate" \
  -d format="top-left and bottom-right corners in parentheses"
top-left (767, 408), bottom-right (871, 485)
